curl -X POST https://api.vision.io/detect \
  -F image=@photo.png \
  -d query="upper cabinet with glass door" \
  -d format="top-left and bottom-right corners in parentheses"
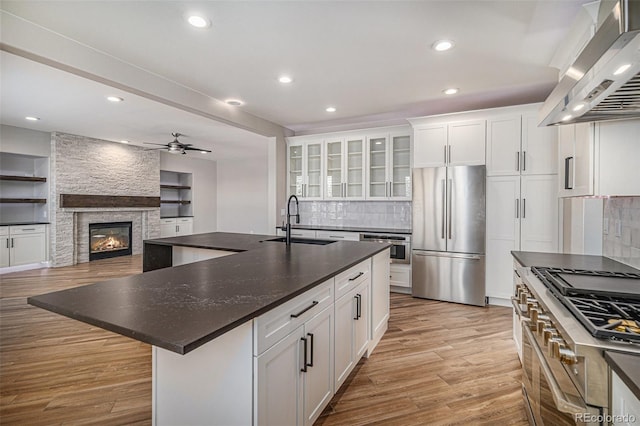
top-left (325, 136), bottom-right (365, 200)
top-left (287, 140), bottom-right (324, 200)
top-left (366, 132), bottom-right (412, 200)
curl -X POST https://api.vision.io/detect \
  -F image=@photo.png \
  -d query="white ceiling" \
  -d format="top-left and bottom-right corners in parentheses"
top-left (0, 1), bottom-right (591, 155)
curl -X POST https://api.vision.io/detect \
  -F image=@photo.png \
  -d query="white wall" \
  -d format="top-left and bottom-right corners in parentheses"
top-left (160, 152), bottom-right (217, 234)
top-left (216, 154), bottom-right (270, 235)
top-left (0, 124), bottom-right (50, 156)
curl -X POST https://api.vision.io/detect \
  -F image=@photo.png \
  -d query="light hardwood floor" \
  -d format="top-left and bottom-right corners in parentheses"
top-left (1, 256), bottom-right (526, 425)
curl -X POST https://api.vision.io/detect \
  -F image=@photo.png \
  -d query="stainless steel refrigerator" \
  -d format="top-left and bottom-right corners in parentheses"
top-left (412, 165), bottom-right (486, 306)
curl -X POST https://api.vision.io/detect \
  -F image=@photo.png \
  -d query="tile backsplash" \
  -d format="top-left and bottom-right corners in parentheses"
top-left (295, 201), bottom-right (411, 230)
top-left (603, 196), bottom-right (640, 269)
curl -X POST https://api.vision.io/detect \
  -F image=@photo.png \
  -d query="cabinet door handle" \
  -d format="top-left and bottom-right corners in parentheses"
top-left (300, 337), bottom-right (308, 373)
top-left (516, 198), bottom-right (520, 219)
top-left (348, 272), bottom-right (364, 281)
top-left (21, 228), bottom-right (36, 231)
top-left (516, 151), bottom-right (520, 171)
top-left (306, 332), bottom-right (314, 368)
top-left (444, 145), bottom-right (447, 163)
top-left (564, 157), bottom-right (574, 190)
top-left (353, 294), bottom-right (360, 320)
top-left (10, 238), bottom-right (14, 248)
top-left (357, 294), bottom-right (362, 319)
top-left (448, 145), bottom-right (451, 164)
top-left (522, 151), bottom-right (526, 171)
top-left (329, 235), bottom-right (345, 239)
top-left (6, 238), bottom-right (9, 249)
top-left (290, 300), bottom-right (319, 318)
top-left (522, 199), bottom-right (526, 219)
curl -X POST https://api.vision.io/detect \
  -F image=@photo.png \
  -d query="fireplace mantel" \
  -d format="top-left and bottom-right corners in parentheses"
top-left (60, 194), bottom-right (161, 208)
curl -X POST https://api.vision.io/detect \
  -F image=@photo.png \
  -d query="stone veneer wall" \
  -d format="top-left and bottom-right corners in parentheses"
top-left (603, 196), bottom-right (640, 269)
top-left (50, 132), bottom-right (161, 266)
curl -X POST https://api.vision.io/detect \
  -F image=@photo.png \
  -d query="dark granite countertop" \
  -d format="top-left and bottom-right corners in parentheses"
top-left (605, 351), bottom-right (640, 400)
top-left (1, 222), bottom-right (50, 226)
top-left (276, 224), bottom-right (412, 235)
top-left (511, 251), bottom-right (639, 273)
top-left (28, 232), bottom-right (390, 355)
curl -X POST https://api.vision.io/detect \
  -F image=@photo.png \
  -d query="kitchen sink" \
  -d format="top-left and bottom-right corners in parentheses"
top-left (262, 237), bottom-right (336, 245)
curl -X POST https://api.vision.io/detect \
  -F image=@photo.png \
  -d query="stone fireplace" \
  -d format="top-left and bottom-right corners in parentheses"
top-left (50, 132), bottom-right (161, 267)
top-left (89, 221), bottom-right (132, 261)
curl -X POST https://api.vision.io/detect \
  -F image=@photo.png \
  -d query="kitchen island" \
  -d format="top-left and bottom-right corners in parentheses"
top-left (28, 232), bottom-right (391, 425)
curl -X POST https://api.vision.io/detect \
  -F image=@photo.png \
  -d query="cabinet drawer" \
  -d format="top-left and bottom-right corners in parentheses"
top-left (0, 227), bottom-right (8, 237)
top-left (161, 218), bottom-right (176, 225)
top-left (177, 217), bottom-right (193, 224)
top-left (254, 279), bottom-right (333, 355)
top-left (289, 229), bottom-right (316, 239)
top-left (315, 230), bottom-right (360, 241)
top-left (389, 265), bottom-right (410, 288)
top-left (9, 225), bottom-right (46, 235)
top-left (335, 259), bottom-right (371, 299)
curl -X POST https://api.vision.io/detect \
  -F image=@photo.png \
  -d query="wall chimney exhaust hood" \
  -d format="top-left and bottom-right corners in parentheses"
top-left (539, 0), bottom-right (640, 126)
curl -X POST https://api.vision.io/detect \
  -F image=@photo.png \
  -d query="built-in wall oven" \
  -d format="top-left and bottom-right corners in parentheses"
top-left (359, 233), bottom-right (410, 264)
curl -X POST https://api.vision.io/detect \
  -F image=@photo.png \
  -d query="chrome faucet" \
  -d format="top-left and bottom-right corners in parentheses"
top-left (283, 195), bottom-right (300, 246)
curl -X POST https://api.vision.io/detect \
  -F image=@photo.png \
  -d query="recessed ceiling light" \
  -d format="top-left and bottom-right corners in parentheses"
top-left (572, 103), bottom-right (585, 112)
top-left (120, 140), bottom-right (129, 144)
top-left (443, 88), bottom-right (459, 95)
top-left (613, 64), bottom-right (631, 75)
top-left (25, 116), bottom-right (40, 121)
top-left (562, 114), bottom-right (573, 121)
top-left (432, 40), bottom-right (455, 52)
top-left (225, 99), bottom-right (244, 106)
top-left (200, 151), bottom-right (208, 154)
top-left (278, 76), bottom-right (293, 84)
top-left (106, 96), bottom-right (124, 102)
top-left (325, 106), bottom-right (336, 112)
top-left (187, 14), bottom-right (210, 28)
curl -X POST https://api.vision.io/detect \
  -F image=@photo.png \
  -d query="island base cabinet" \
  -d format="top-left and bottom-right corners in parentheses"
top-left (152, 321), bottom-right (253, 426)
top-left (255, 305), bottom-right (333, 426)
top-left (370, 249), bottom-right (391, 348)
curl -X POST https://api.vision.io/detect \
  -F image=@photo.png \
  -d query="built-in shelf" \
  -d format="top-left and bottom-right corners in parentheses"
top-left (160, 184), bottom-right (191, 190)
top-left (160, 200), bottom-right (191, 205)
top-left (0, 175), bottom-right (47, 182)
top-left (0, 198), bottom-right (47, 204)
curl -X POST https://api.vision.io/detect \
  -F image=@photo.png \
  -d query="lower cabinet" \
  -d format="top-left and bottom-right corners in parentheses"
top-left (611, 369), bottom-right (640, 424)
top-left (160, 217), bottom-right (193, 238)
top-left (0, 225), bottom-right (47, 267)
top-left (334, 279), bottom-right (370, 390)
top-left (255, 305), bottom-right (333, 426)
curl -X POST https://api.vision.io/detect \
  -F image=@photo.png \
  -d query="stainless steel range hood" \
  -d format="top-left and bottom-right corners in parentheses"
top-left (539, 0), bottom-right (640, 126)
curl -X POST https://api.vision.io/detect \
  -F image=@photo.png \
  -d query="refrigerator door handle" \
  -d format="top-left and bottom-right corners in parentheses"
top-left (441, 179), bottom-right (446, 239)
top-left (448, 179), bottom-right (453, 239)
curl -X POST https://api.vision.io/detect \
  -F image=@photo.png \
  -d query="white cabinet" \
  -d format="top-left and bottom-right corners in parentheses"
top-left (389, 263), bottom-right (411, 291)
top-left (486, 113), bottom-right (557, 176)
top-left (558, 119), bottom-right (640, 197)
top-left (254, 279), bottom-right (334, 426)
top-left (334, 261), bottom-right (371, 390)
top-left (276, 228), bottom-right (317, 239)
top-left (611, 369), bottom-right (640, 425)
top-left (366, 132), bottom-right (412, 200)
top-left (486, 175), bottom-right (558, 300)
top-left (1, 225), bottom-right (48, 267)
top-left (160, 217), bottom-right (193, 238)
top-left (413, 119), bottom-right (485, 168)
top-left (288, 140), bottom-right (323, 200)
top-left (370, 249), bottom-right (391, 347)
top-left (324, 136), bottom-right (366, 200)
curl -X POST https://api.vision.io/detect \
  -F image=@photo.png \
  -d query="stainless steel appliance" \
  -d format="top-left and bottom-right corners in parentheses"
top-left (359, 233), bottom-right (410, 264)
top-left (513, 267), bottom-right (640, 425)
top-left (411, 165), bottom-right (486, 306)
top-left (539, 0), bottom-right (640, 126)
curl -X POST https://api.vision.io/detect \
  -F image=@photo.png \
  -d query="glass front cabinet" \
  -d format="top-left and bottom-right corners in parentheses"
top-left (366, 132), bottom-right (411, 200)
top-left (288, 140), bottom-right (323, 200)
top-left (324, 136), bottom-right (365, 200)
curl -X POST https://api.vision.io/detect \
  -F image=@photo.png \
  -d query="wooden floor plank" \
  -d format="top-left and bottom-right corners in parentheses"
top-left (1, 256), bottom-right (526, 425)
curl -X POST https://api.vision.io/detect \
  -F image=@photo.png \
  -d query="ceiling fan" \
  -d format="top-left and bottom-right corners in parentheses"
top-left (144, 132), bottom-right (211, 155)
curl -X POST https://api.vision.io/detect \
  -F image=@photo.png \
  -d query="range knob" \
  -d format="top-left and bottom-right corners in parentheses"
top-left (559, 348), bottom-right (578, 366)
top-left (527, 301), bottom-right (538, 314)
top-left (543, 328), bottom-right (557, 345)
top-left (548, 338), bottom-right (565, 359)
top-left (519, 290), bottom-right (528, 305)
top-left (530, 309), bottom-right (539, 323)
top-left (537, 320), bottom-right (551, 335)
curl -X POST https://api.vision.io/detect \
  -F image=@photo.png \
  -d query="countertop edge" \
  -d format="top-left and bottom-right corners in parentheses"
top-left (605, 351), bottom-right (640, 401)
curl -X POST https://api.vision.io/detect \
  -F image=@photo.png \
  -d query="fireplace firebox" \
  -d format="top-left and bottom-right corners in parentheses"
top-left (89, 222), bottom-right (132, 261)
